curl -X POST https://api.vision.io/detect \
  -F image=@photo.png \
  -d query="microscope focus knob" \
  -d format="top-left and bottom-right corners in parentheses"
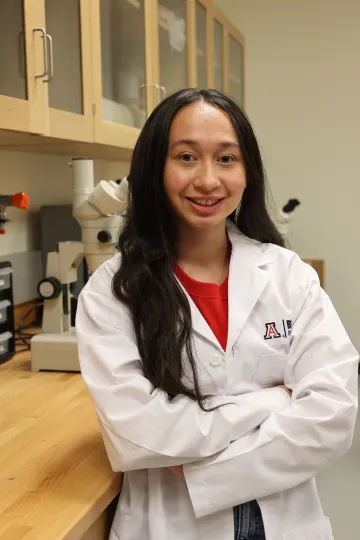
top-left (37, 277), bottom-right (62, 300)
top-left (97, 230), bottom-right (112, 243)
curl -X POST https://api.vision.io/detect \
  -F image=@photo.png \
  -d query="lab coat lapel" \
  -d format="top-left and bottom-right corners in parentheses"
top-left (177, 281), bottom-right (223, 350)
top-left (189, 295), bottom-right (223, 349)
top-left (226, 221), bottom-right (273, 355)
top-left (175, 263), bottom-right (226, 350)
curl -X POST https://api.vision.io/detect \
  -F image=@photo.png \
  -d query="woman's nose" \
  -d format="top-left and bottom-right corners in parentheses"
top-left (193, 163), bottom-right (220, 192)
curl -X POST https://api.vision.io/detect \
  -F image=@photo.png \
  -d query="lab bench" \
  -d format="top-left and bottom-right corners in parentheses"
top-left (0, 256), bottom-right (324, 539)
top-left (0, 346), bottom-right (122, 540)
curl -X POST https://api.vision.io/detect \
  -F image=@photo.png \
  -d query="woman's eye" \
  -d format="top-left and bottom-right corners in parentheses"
top-left (219, 155), bottom-right (235, 164)
top-left (179, 153), bottom-right (195, 162)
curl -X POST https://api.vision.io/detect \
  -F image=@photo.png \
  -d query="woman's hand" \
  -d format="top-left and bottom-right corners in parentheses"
top-left (278, 384), bottom-right (292, 397)
top-left (168, 466), bottom-right (184, 477)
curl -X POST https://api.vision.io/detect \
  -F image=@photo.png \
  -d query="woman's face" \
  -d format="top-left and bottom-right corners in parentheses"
top-left (164, 101), bottom-right (246, 231)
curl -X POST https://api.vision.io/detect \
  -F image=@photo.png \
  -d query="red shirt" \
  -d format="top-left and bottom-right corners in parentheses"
top-left (175, 264), bottom-right (229, 351)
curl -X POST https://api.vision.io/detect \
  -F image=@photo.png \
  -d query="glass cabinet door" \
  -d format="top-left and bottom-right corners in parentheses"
top-left (44, 0), bottom-right (83, 115)
top-left (100, 0), bottom-right (147, 129)
top-left (214, 19), bottom-right (223, 92)
top-left (228, 34), bottom-right (244, 106)
top-left (0, 1), bottom-right (27, 101)
top-left (195, 1), bottom-right (207, 88)
top-left (158, 0), bottom-right (188, 99)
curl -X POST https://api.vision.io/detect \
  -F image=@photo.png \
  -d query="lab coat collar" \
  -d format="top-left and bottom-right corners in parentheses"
top-left (226, 220), bottom-right (274, 355)
top-left (177, 220), bottom-right (274, 354)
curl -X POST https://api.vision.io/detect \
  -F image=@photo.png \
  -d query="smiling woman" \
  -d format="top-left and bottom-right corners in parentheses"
top-left (113, 88), bottom-right (283, 406)
top-left (76, 89), bottom-right (358, 540)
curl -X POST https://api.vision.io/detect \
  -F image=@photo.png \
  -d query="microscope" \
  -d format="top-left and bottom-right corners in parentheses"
top-left (277, 198), bottom-right (301, 236)
top-left (31, 158), bottom-right (128, 372)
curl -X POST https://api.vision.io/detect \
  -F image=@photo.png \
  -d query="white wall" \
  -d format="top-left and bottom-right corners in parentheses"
top-left (216, 0), bottom-right (360, 351)
top-left (0, 150), bottom-right (130, 255)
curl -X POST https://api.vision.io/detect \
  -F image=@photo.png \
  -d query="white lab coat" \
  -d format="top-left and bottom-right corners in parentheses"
top-left (76, 221), bottom-right (358, 540)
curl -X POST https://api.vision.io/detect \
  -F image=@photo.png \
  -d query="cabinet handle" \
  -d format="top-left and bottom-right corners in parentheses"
top-left (150, 84), bottom-right (161, 105)
top-left (33, 27), bottom-right (49, 79)
top-left (140, 83), bottom-right (162, 106)
top-left (43, 34), bottom-right (54, 82)
top-left (159, 86), bottom-right (167, 100)
top-left (154, 85), bottom-right (166, 104)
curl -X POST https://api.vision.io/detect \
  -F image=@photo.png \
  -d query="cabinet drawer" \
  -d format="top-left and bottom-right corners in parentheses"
top-left (0, 273), bottom-right (11, 291)
top-left (0, 331), bottom-right (12, 356)
top-left (0, 300), bottom-right (11, 324)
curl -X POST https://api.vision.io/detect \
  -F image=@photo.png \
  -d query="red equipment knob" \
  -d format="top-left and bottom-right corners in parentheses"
top-left (11, 192), bottom-right (30, 210)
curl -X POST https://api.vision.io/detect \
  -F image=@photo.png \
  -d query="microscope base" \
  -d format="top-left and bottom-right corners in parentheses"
top-left (31, 328), bottom-right (80, 372)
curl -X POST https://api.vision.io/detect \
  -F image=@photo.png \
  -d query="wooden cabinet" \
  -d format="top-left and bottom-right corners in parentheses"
top-left (0, 0), bottom-right (47, 134)
top-left (44, 0), bottom-right (93, 142)
top-left (0, 0), bottom-right (245, 156)
top-left (158, 0), bottom-right (190, 97)
top-left (212, 12), bottom-right (225, 92)
top-left (227, 25), bottom-right (245, 107)
top-left (188, 0), bottom-right (212, 90)
top-left (0, 0), bottom-right (93, 141)
top-left (211, 5), bottom-right (245, 107)
top-left (91, 0), bottom-right (155, 150)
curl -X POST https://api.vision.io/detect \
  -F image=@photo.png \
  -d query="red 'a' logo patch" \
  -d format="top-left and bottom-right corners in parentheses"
top-left (264, 322), bottom-right (281, 340)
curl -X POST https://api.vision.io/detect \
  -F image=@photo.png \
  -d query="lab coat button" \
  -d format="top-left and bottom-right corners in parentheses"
top-left (210, 355), bottom-right (222, 367)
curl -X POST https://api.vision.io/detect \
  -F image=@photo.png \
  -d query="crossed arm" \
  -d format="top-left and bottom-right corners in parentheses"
top-left (76, 263), bottom-right (358, 514)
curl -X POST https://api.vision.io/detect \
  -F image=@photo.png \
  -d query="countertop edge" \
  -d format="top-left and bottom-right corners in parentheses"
top-left (62, 475), bottom-right (122, 540)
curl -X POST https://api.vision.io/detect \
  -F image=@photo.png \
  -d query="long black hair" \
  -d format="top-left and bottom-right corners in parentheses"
top-left (112, 88), bottom-right (284, 409)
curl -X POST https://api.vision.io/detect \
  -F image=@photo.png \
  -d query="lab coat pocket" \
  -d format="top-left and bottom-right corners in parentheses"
top-left (252, 353), bottom-right (287, 388)
top-left (282, 517), bottom-right (333, 539)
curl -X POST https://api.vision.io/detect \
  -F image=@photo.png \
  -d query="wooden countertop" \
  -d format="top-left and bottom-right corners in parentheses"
top-left (0, 348), bottom-right (122, 540)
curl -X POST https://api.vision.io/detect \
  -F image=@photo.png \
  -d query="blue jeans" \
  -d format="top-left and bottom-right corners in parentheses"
top-left (233, 501), bottom-right (266, 540)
